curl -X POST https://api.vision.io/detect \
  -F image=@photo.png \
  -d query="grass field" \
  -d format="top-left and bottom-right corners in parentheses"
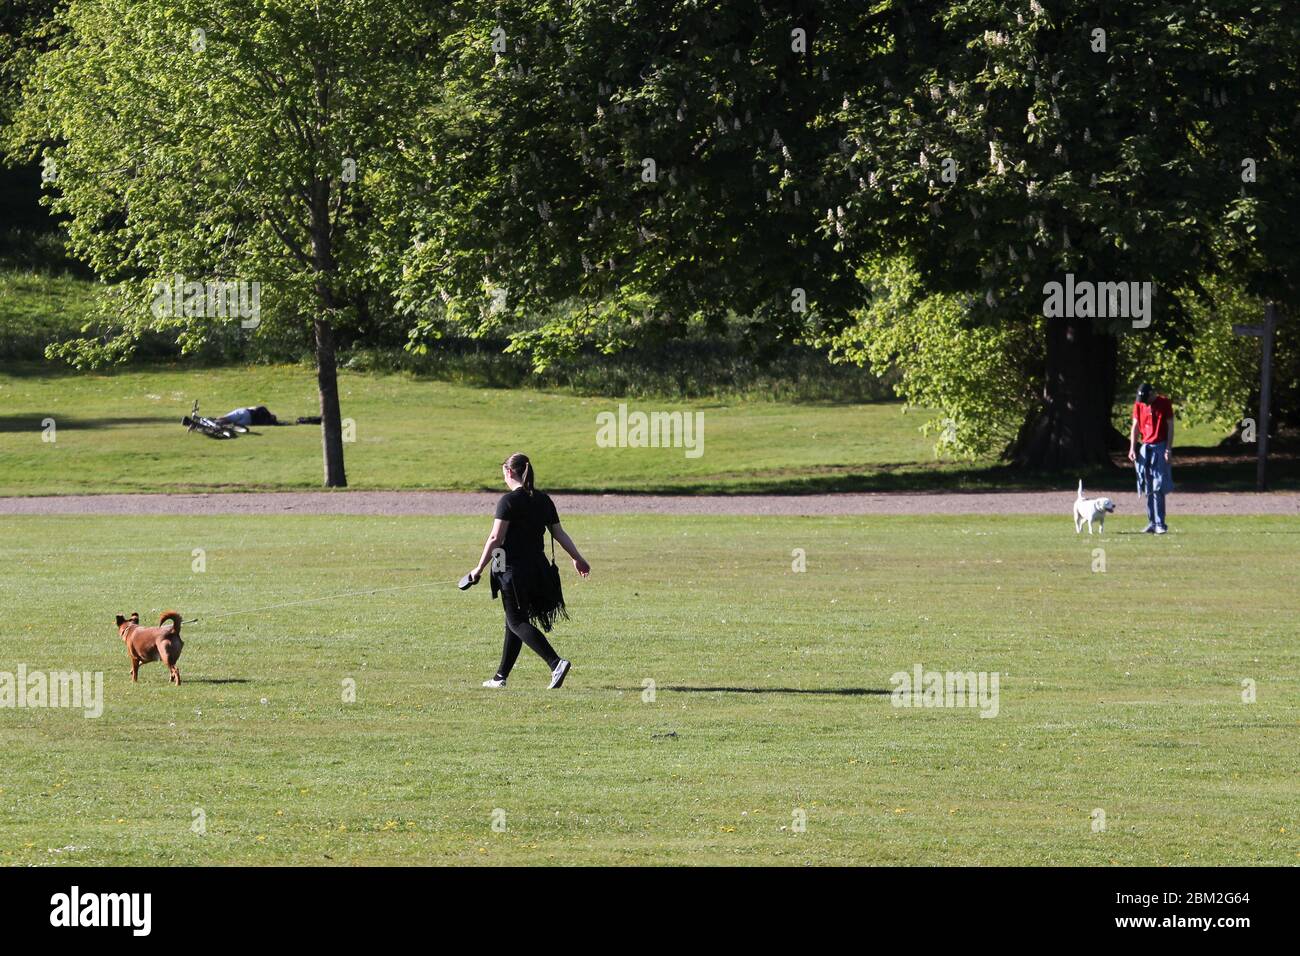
top-left (0, 363), bottom-right (1235, 496)
top-left (1, 513), bottom-right (1295, 865)
top-left (0, 363), bottom-right (943, 495)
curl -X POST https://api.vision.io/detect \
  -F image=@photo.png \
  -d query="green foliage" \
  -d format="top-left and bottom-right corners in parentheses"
top-left (349, 335), bottom-right (890, 404)
top-left (814, 256), bottom-right (1039, 458)
top-left (820, 2), bottom-right (1300, 457)
top-left (822, 261), bottom-right (1264, 456)
top-left (0, 1), bottom-right (60, 130)
top-left (8, 0), bottom-right (444, 367)
top-left (395, 1), bottom-right (896, 359)
top-left (1119, 278), bottom-right (1260, 431)
top-left (3, 0), bottom-right (1296, 456)
top-left (830, 1), bottom-right (1294, 317)
top-left (407, 0), bottom-right (1299, 461)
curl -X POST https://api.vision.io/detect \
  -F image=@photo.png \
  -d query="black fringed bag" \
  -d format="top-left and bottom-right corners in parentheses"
top-left (535, 529), bottom-right (569, 632)
top-left (491, 529), bottom-right (568, 633)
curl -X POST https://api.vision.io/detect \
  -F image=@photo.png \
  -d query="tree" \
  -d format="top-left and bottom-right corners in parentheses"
top-left (394, 1), bottom-right (910, 364)
top-left (0, 0), bottom-right (61, 247)
top-left (829, 0), bottom-right (1300, 467)
top-left (1201, 9), bottom-right (1300, 438)
top-left (409, 0), bottom-right (1298, 470)
top-left (7, 0), bottom-right (444, 486)
top-left (0, 0), bottom-right (60, 131)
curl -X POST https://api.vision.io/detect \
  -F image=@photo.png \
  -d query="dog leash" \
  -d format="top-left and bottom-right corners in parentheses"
top-left (181, 581), bottom-right (445, 626)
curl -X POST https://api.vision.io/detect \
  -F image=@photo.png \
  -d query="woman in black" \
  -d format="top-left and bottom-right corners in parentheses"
top-left (466, 453), bottom-right (590, 688)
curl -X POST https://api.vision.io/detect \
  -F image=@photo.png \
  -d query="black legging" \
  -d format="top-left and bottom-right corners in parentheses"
top-left (495, 594), bottom-right (560, 680)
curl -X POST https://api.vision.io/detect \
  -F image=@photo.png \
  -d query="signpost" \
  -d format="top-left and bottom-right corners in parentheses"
top-left (1232, 303), bottom-right (1277, 492)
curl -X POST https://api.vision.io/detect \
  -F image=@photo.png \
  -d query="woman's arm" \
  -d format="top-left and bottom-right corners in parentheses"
top-left (468, 519), bottom-right (508, 582)
top-left (550, 523), bottom-right (590, 577)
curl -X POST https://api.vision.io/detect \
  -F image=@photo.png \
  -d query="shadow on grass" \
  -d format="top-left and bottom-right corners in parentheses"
top-left (0, 361), bottom-right (88, 381)
top-left (0, 414), bottom-right (171, 433)
top-left (610, 684), bottom-right (890, 697)
top-left (556, 451), bottom-right (1300, 494)
top-left (0, 359), bottom-right (232, 380)
top-left (184, 677), bottom-right (250, 685)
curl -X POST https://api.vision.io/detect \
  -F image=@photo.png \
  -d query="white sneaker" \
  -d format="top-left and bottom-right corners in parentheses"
top-left (1155, 525), bottom-right (1168, 535)
top-left (482, 677), bottom-right (507, 688)
top-left (548, 659), bottom-right (571, 689)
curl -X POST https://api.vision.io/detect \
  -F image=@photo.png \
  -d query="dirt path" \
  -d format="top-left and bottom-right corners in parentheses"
top-left (2, 490), bottom-right (1297, 516)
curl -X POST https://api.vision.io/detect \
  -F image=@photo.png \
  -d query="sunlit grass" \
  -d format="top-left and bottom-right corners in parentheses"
top-left (1, 513), bottom-right (1294, 865)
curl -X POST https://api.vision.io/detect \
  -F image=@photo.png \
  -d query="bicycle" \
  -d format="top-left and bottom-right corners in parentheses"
top-left (181, 400), bottom-right (246, 440)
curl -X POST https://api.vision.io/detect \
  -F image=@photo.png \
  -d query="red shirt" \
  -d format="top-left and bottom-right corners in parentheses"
top-left (1133, 395), bottom-right (1173, 444)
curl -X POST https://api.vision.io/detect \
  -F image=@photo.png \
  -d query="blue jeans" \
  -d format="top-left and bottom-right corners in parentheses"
top-left (1146, 486), bottom-right (1166, 528)
top-left (1137, 442), bottom-right (1171, 528)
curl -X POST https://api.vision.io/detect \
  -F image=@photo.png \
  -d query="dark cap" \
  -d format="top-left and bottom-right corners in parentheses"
top-left (1136, 382), bottom-right (1153, 403)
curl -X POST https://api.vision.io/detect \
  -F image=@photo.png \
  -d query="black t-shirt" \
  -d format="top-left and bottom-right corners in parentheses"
top-left (494, 490), bottom-right (559, 563)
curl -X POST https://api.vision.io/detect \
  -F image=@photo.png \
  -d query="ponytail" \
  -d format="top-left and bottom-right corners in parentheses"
top-left (504, 452), bottom-right (535, 495)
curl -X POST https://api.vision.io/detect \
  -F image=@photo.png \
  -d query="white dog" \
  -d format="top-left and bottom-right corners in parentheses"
top-left (1074, 479), bottom-right (1115, 533)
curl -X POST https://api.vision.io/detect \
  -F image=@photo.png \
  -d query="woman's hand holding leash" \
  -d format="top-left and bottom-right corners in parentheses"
top-left (463, 517), bottom-right (507, 591)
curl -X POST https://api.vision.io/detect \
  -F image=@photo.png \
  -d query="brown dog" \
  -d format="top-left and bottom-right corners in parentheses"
top-left (116, 611), bottom-right (184, 685)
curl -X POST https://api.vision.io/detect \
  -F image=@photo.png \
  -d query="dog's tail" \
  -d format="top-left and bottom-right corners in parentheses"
top-left (1077, 478), bottom-right (1085, 499)
top-left (159, 610), bottom-right (182, 634)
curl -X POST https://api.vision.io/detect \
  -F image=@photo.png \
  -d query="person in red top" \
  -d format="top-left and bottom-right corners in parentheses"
top-left (1127, 383), bottom-right (1174, 533)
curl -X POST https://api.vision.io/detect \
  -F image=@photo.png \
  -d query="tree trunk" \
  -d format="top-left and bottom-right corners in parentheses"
top-left (314, 316), bottom-right (347, 487)
top-left (309, 164), bottom-right (347, 487)
top-left (1010, 316), bottom-right (1123, 469)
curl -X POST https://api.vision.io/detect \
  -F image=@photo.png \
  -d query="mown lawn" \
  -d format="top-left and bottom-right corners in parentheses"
top-left (0, 514), bottom-right (1295, 865)
top-left (0, 363), bottom-right (948, 494)
top-left (0, 363), bottom-right (1235, 496)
